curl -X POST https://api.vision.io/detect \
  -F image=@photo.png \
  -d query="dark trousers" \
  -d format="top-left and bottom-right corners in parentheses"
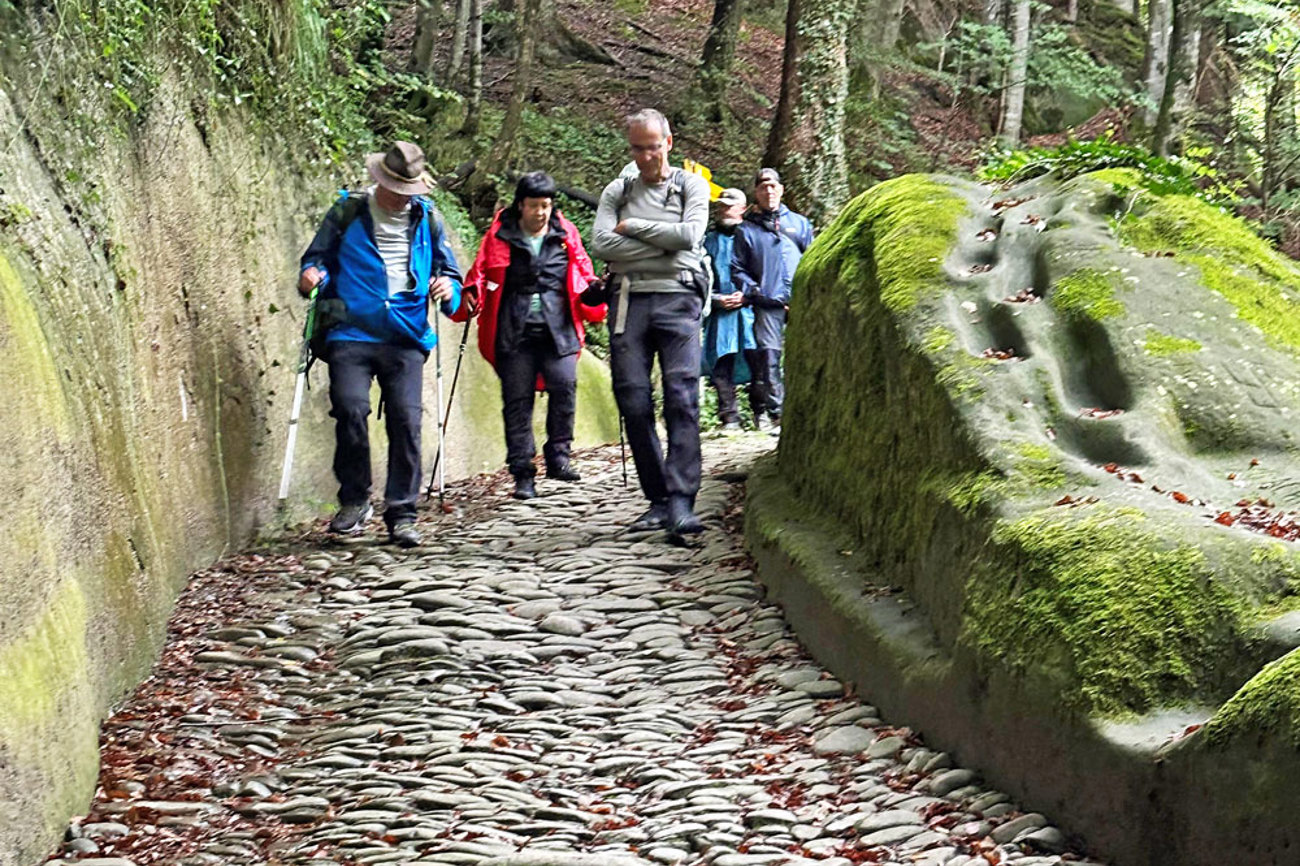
top-left (497, 329), bottom-right (579, 478)
top-left (711, 353), bottom-right (741, 424)
top-left (327, 340), bottom-right (425, 526)
top-left (610, 291), bottom-right (703, 504)
top-left (745, 348), bottom-right (783, 419)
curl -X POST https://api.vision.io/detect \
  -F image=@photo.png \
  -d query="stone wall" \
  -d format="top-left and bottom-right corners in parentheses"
top-left (0, 71), bottom-right (618, 864)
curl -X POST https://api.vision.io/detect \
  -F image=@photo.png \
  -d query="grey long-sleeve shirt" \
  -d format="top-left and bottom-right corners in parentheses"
top-left (592, 169), bottom-right (710, 292)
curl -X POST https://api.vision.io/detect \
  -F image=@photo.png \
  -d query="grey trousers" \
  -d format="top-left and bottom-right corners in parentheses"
top-left (609, 291), bottom-right (703, 504)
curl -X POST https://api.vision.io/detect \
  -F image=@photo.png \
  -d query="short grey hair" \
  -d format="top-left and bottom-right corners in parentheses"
top-left (624, 108), bottom-right (671, 138)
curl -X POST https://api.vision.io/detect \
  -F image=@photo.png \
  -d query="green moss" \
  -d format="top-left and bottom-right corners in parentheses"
top-left (942, 444), bottom-right (1066, 513)
top-left (1204, 648), bottom-right (1300, 747)
top-left (1052, 267), bottom-right (1125, 320)
top-left (802, 175), bottom-right (968, 314)
top-left (1086, 167), bottom-right (1144, 191)
top-left (966, 508), bottom-right (1246, 715)
top-left (923, 325), bottom-right (956, 354)
top-left (1118, 195), bottom-right (1300, 352)
top-left (1012, 442), bottom-right (1068, 489)
top-left (1143, 328), bottom-right (1202, 356)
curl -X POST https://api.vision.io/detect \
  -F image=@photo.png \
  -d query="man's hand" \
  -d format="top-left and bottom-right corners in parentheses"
top-left (429, 275), bottom-right (455, 304)
top-left (299, 266), bottom-right (325, 297)
top-left (614, 220), bottom-right (630, 235)
top-left (716, 291), bottom-right (744, 311)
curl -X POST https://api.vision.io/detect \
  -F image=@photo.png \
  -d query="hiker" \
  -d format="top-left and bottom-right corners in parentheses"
top-left (461, 171), bottom-right (608, 501)
top-left (732, 168), bottom-right (814, 433)
top-left (591, 108), bottom-right (711, 535)
top-left (298, 141), bottom-right (464, 547)
top-left (702, 187), bottom-right (754, 432)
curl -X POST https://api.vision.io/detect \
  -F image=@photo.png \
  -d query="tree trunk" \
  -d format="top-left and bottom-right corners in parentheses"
top-left (484, 0), bottom-right (543, 177)
top-left (461, 0), bottom-right (484, 135)
top-left (1065, 0), bottom-right (1077, 24)
top-left (764, 0), bottom-right (802, 170)
top-left (449, 0), bottom-right (471, 82)
top-left (1171, 24), bottom-right (1201, 120)
top-left (984, 0), bottom-right (1005, 27)
top-left (1152, 0), bottom-right (1203, 155)
top-left (410, 0), bottom-right (441, 77)
top-left (877, 0), bottom-right (907, 52)
top-left (1143, 0), bottom-right (1172, 127)
top-left (1001, 0), bottom-right (1031, 147)
top-left (763, 0), bottom-right (853, 226)
top-left (696, 0), bottom-right (744, 122)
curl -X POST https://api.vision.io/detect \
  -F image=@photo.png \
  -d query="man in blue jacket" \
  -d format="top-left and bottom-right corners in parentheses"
top-left (732, 168), bottom-right (814, 432)
top-left (299, 141), bottom-right (463, 547)
top-left (702, 187), bottom-right (754, 432)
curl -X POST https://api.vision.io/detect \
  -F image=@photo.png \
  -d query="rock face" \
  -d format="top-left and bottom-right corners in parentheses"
top-left (0, 45), bottom-right (617, 866)
top-left (749, 170), bottom-right (1300, 864)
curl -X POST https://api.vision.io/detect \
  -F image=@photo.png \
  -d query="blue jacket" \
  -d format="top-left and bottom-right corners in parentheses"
top-left (702, 228), bottom-right (755, 376)
top-left (732, 205), bottom-right (813, 350)
top-left (301, 191), bottom-right (463, 354)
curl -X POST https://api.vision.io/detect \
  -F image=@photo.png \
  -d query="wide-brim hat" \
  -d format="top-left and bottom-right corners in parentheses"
top-left (367, 141), bottom-right (433, 196)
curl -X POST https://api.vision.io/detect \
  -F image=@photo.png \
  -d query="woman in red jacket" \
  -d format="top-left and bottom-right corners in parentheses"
top-left (463, 172), bottom-right (608, 499)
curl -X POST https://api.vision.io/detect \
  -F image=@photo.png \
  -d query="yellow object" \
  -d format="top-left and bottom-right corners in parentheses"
top-left (683, 158), bottom-right (725, 200)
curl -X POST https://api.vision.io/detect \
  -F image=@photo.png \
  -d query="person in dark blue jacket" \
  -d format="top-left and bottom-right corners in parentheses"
top-left (702, 187), bottom-right (755, 431)
top-left (731, 168), bottom-right (814, 431)
top-left (299, 141), bottom-right (463, 547)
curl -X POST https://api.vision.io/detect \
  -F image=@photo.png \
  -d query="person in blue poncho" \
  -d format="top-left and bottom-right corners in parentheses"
top-left (732, 168), bottom-right (814, 433)
top-left (298, 142), bottom-right (465, 547)
top-left (702, 188), bottom-right (754, 432)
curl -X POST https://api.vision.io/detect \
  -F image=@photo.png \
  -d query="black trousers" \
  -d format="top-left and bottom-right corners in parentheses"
top-left (745, 348), bottom-right (783, 419)
top-left (497, 328), bottom-right (579, 478)
top-left (711, 353), bottom-right (741, 424)
top-left (610, 291), bottom-right (703, 504)
top-left (327, 340), bottom-right (425, 526)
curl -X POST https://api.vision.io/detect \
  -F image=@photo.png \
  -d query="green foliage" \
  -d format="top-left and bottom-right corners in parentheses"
top-left (967, 508), bottom-right (1246, 714)
top-left (981, 133), bottom-right (1236, 204)
top-left (1051, 267), bottom-right (1124, 320)
top-left (29, 0), bottom-right (460, 164)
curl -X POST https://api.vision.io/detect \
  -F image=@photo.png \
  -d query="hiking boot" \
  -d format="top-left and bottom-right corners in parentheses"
top-left (768, 414), bottom-right (782, 438)
top-left (667, 495), bottom-right (704, 535)
top-left (546, 462), bottom-right (581, 482)
top-left (388, 521), bottom-right (421, 548)
top-left (720, 420), bottom-right (742, 433)
top-left (512, 476), bottom-right (537, 500)
top-left (629, 501), bottom-right (668, 532)
top-left (329, 502), bottom-right (373, 534)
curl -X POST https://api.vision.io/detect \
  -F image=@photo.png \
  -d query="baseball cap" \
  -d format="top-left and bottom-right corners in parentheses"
top-left (716, 188), bottom-right (746, 208)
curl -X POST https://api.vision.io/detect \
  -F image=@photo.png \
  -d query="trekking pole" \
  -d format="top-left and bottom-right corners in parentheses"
top-left (425, 317), bottom-right (472, 500)
top-left (277, 285), bottom-right (318, 504)
top-left (433, 313), bottom-right (447, 508)
top-left (619, 413), bottom-right (628, 488)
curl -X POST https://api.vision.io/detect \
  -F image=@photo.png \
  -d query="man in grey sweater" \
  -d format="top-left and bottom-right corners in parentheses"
top-left (591, 108), bottom-right (711, 535)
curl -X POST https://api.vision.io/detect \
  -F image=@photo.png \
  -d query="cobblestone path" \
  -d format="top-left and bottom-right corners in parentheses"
top-left (48, 436), bottom-right (1106, 866)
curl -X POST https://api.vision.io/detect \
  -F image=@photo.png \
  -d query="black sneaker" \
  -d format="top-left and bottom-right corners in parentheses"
top-left (512, 476), bottom-right (537, 500)
top-left (667, 495), bottom-right (704, 535)
top-left (389, 521), bottom-right (421, 548)
top-left (546, 463), bottom-right (581, 482)
top-left (629, 501), bottom-right (668, 532)
top-left (329, 502), bottom-right (373, 534)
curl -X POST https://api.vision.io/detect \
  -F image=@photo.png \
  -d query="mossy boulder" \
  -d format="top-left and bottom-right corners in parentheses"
top-left (765, 169), bottom-right (1300, 863)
